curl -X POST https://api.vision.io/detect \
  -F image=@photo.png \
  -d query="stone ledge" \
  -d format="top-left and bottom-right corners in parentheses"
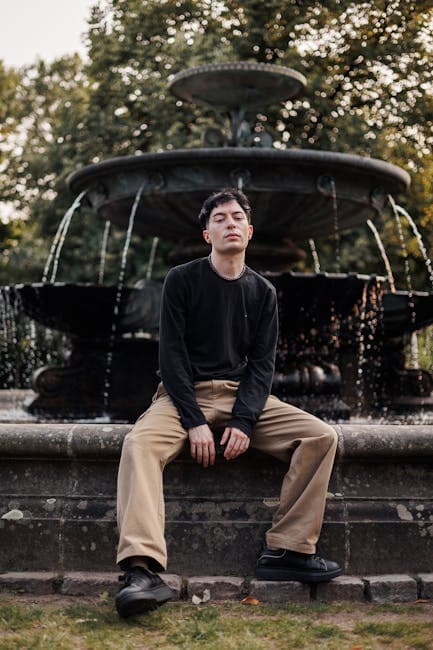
top-left (0, 573), bottom-right (429, 603)
top-left (417, 573), bottom-right (433, 600)
top-left (186, 576), bottom-right (246, 601)
top-left (363, 574), bottom-right (418, 603)
top-left (0, 572), bottom-right (59, 595)
top-left (2, 423), bottom-right (433, 460)
top-left (314, 576), bottom-right (365, 602)
top-left (60, 572), bottom-right (119, 596)
top-left (60, 572), bottom-right (183, 600)
top-left (249, 579), bottom-right (311, 603)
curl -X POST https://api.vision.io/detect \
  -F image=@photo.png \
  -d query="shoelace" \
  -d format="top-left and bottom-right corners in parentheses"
top-left (312, 555), bottom-right (327, 569)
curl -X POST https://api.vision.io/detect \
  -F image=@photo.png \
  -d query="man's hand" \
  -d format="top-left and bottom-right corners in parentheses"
top-left (188, 424), bottom-right (216, 468)
top-left (220, 427), bottom-right (250, 460)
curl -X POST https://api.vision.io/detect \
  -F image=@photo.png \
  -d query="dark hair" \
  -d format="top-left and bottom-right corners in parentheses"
top-left (198, 188), bottom-right (252, 230)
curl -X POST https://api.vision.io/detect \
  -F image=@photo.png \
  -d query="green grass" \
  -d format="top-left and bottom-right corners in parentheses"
top-left (0, 596), bottom-right (432, 650)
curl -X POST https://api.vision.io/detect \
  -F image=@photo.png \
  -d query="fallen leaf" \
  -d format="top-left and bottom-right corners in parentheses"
top-left (241, 596), bottom-right (260, 605)
top-left (412, 599), bottom-right (430, 604)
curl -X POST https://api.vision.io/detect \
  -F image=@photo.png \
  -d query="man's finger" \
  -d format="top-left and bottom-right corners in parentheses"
top-left (220, 427), bottom-right (230, 445)
top-left (225, 431), bottom-right (250, 459)
top-left (209, 442), bottom-right (216, 466)
top-left (202, 443), bottom-right (210, 468)
top-left (225, 438), bottom-right (238, 459)
top-left (226, 443), bottom-right (239, 459)
top-left (190, 442), bottom-right (196, 459)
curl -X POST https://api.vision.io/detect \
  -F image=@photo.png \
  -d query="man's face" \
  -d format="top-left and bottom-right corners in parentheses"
top-left (203, 199), bottom-right (253, 254)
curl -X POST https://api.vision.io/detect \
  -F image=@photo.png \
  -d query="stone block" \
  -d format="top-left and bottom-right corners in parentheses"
top-left (158, 573), bottom-right (183, 600)
top-left (61, 572), bottom-right (119, 596)
top-left (315, 576), bottom-right (365, 602)
top-left (363, 574), bottom-right (417, 603)
top-left (249, 579), bottom-right (311, 603)
top-left (417, 573), bottom-right (433, 599)
top-left (60, 571), bottom-right (182, 599)
top-left (0, 572), bottom-right (55, 594)
top-left (186, 576), bottom-right (245, 601)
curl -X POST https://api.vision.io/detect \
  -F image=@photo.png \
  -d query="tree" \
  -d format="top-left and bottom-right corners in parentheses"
top-left (1, 0), bottom-right (433, 286)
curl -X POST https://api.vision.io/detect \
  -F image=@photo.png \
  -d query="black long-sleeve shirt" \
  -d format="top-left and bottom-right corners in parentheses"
top-left (159, 257), bottom-right (278, 437)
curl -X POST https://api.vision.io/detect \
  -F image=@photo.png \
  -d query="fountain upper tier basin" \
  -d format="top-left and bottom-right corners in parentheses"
top-left (68, 148), bottom-right (410, 242)
top-left (168, 62), bottom-right (306, 111)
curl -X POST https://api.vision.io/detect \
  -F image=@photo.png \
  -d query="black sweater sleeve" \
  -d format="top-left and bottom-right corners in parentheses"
top-left (227, 286), bottom-right (278, 437)
top-left (158, 269), bottom-right (207, 429)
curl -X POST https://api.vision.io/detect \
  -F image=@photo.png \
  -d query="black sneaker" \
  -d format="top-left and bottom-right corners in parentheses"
top-left (115, 566), bottom-right (174, 618)
top-left (255, 547), bottom-right (342, 583)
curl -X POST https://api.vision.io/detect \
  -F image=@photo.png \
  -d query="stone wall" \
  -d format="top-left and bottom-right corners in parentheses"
top-left (0, 423), bottom-right (432, 575)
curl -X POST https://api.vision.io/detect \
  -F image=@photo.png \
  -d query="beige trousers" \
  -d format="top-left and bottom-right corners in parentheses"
top-left (116, 380), bottom-right (338, 570)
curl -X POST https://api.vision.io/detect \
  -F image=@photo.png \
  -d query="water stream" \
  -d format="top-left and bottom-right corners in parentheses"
top-left (367, 219), bottom-right (396, 292)
top-left (388, 195), bottom-right (419, 369)
top-left (354, 283), bottom-right (369, 414)
top-left (103, 182), bottom-right (147, 412)
top-left (42, 190), bottom-right (87, 283)
top-left (329, 179), bottom-right (341, 273)
top-left (0, 289), bottom-right (14, 388)
top-left (146, 236), bottom-right (159, 280)
top-left (394, 204), bottom-right (433, 291)
top-left (98, 220), bottom-right (111, 284)
top-left (308, 239), bottom-right (321, 273)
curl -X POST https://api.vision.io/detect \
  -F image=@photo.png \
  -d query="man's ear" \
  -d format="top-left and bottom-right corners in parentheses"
top-left (203, 229), bottom-right (211, 244)
top-left (247, 224), bottom-right (253, 240)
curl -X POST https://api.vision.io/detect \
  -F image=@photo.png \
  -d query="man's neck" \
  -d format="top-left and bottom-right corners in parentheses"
top-left (209, 251), bottom-right (246, 280)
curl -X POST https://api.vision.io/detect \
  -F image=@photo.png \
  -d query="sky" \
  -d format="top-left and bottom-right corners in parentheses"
top-left (0, 0), bottom-right (96, 67)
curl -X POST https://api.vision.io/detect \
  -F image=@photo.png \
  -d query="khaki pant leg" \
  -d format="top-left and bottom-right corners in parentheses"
top-left (116, 387), bottom-right (188, 570)
top-left (116, 381), bottom-right (215, 570)
top-left (251, 395), bottom-right (338, 554)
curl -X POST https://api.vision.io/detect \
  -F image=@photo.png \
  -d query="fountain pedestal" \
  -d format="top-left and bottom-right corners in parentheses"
top-left (29, 337), bottom-right (159, 421)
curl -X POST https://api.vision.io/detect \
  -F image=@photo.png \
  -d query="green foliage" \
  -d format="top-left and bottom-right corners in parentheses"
top-left (1, 1), bottom-right (433, 286)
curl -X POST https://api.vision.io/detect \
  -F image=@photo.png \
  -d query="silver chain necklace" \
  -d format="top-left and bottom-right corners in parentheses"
top-left (208, 255), bottom-right (246, 281)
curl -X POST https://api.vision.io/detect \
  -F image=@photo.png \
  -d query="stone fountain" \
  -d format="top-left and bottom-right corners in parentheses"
top-left (7, 61), bottom-right (433, 421)
top-left (1, 63), bottom-right (433, 579)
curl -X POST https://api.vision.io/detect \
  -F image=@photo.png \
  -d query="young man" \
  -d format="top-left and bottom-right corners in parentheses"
top-left (115, 188), bottom-right (341, 618)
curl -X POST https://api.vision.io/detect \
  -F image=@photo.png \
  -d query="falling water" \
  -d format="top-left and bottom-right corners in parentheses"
top-left (352, 279), bottom-right (383, 415)
top-left (366, 219), bottom-right (396, 292)
top-left (103, 182), bottom-right (147, 412)
top-left (25, 319), bottom-right (39, 384)
top-left (308, 239), bottom-right (321, 273)
top-left (354, 282), bottom-right (369, 414)
top-left (330, 179), bottom-right (341, 273)
top-left (98, 220), bottom-right (111, 284)
top-left (42, 190), bottom-right (87, 283)
top-left (0, 289), bottom-right (13, 388)
top-left (146, 237), bottom-right (159, 280)
top-left (388, 196), bottom-right (415, 298)
top-left (394, 203), bottom-right (433, 373)
top-left (388, 195), bottom-right (420, 371)
top-left (409, 331), bottom-right (420, 369)
top-left (0, 288), bottom-right (19, 388)
top-left (394, 204), bottom-right (433, 291)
